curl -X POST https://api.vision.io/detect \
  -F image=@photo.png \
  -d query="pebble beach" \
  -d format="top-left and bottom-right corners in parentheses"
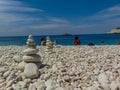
top-left (0, 45), bottom-right (120, 90)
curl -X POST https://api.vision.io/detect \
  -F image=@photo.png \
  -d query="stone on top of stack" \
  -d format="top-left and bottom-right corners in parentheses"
top-left (23, 35), bottom-right (41, 63)
top-left (26, 35), bottom-right (36, 48)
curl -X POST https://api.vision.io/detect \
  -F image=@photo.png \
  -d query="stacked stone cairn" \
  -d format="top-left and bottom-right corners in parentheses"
top-left (45, 36), bottom-right (53, 53)
top-left (23, 35), bottom-right (40, 63)
top-left (22, 35), bottom-right (41, 79)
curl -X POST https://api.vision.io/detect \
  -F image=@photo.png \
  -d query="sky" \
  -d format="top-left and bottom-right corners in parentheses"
top-left (0, 0), bottom-right (120, 36)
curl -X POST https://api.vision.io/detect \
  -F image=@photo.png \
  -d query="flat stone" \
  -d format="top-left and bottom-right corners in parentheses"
top-left (26, 42), bottom-right (35, 46)
top-left (23, 48), bottom-right (38, 55)
top-left (23, 55), bottom-right (41, 62)
top-left (27, 38), bottom-right (34, 43)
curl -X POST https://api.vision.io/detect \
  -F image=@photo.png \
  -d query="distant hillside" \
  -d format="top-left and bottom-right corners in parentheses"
top-left (107, 28), bottom-right (120, 34)
top-left (62, 33), bottom-right (72, 36)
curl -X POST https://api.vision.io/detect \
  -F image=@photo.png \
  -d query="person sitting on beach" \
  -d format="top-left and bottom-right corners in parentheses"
top-left (74, 36), bottom-right (81, 45)
top-left (41, 37), bottom-right (46, 46)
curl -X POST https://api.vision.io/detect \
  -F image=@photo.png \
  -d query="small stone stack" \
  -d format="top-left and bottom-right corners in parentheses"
top-left (53, 40), bottom-right (56, 46)
top-left (23, 35), bottom-right (41, 63)
top-left (45, 36), bottom-right (53, 53)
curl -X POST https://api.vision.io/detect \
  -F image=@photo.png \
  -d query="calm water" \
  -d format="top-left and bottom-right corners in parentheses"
top-left (0, 34), bottom-right (120, 46)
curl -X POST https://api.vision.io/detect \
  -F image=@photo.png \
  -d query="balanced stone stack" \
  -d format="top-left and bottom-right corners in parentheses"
top-left (22, 35), bottom-right (41, 78)
top-left (23, 35), bottom-right (41, 63)
top-left (45, 36), bottom-right (53, 53)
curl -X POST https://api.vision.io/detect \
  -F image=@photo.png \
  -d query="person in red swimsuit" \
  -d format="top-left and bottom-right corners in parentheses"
top-left (74, 36), bottom-right (81, 45)
top-left (118, 40), bottom-right (120, 45)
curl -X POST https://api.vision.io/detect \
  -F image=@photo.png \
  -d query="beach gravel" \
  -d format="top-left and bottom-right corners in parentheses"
top-left (0, 46), bottom-right (119, 90)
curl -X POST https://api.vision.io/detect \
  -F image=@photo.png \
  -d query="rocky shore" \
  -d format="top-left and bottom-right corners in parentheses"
top-left (0, 45), bottom-right (120, 90)
top-left (107, 28), bottom-right (120, 34)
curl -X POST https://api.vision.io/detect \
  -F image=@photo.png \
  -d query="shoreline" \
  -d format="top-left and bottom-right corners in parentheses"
top-left (0, 45), bottom-right (119, 46)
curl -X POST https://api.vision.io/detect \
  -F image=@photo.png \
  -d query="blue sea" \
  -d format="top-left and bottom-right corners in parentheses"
top-left (0, 34), bottom-right (120, 46)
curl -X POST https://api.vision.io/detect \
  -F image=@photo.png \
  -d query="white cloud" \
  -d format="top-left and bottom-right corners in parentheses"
top-left (31, 24), bottom-right (68, 29)
top-left (97, 5), bottom-right (120, 24)
top-left (0, 0), bottom-right (43, 12)
top-left (0, 0), bottom-right (45, 27)
top-left (88, 4), bottom-right (120, 20)
top-left (49, 17), bottom-right (69, 24)
top-left (108, 6), bottom-right (120, 11)
top-left (0, 6), bottom-right (43, 12)
top-left (75, 24), bottom-right (97, 29)
top-left (0, 0), bottom-right (21, 5)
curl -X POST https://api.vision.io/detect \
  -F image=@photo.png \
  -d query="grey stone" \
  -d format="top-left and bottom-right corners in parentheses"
top-left (23, 63), bottom-right (39, 79)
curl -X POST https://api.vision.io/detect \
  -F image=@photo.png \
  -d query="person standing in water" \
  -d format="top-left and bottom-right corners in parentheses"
top-left (74, 36), bottom-right (81, 45)
top-left (100, 41), bottom-right (104, 45)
